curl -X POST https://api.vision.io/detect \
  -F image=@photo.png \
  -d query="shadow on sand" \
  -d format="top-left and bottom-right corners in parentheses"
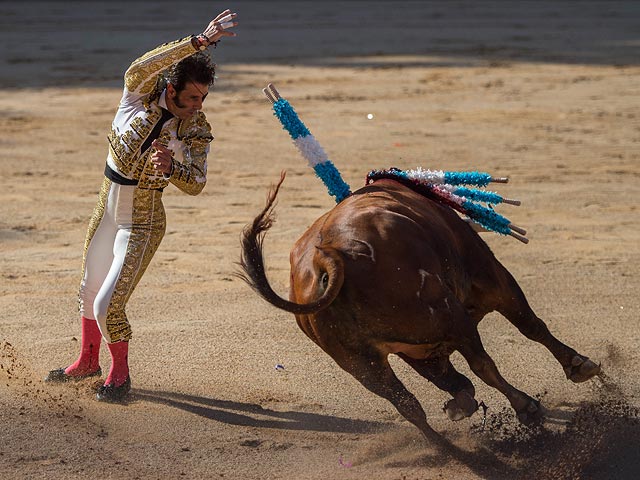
top-left (133, 371), bottom-right (640, 479)
top-left (134, 387), bottom-right (526, 478)
top-left (134, 388), bottom-right (387, 434)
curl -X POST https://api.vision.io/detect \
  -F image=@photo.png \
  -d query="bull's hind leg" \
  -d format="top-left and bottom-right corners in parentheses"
top-left (397, 353), bottom-right (478, 421)
top-left (493, 264), bottom-right (600, 382)
top-left (329, 344), bottom-right (442, 442)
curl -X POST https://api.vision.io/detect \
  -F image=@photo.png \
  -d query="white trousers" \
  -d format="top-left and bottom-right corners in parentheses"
top-left (79, 179), bottom-right (166, 343)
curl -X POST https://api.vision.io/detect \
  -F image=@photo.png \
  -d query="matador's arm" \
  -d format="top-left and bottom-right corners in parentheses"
top-left (122, 9), bottom-right (238, 102)
top-left (166, 112), bottom-right (213, 196)
top-left (123, 37), bottom-right (199, 101)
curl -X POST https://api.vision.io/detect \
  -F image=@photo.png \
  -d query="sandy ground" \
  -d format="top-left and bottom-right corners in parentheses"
top-left (1, 1), bottom-right (639, 479)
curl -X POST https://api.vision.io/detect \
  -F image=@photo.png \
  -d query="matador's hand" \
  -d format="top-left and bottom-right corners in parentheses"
top-left (202, 9), bottom-right (238, 45)
top-left (150, 140), bottom-right (174, 175)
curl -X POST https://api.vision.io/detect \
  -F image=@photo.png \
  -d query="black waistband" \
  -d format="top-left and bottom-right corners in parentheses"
top-left (104, 163), bottom-right (138, 185)
top-left (104, 163), bottom-right (164, 191)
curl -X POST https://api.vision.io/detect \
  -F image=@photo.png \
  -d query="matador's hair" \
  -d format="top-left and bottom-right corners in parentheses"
top-left (166, 53), bottom-right (216, 92)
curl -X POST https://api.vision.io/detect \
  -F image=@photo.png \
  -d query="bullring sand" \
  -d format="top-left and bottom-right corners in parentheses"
top-left (1, 2), bottom-right (639, 479)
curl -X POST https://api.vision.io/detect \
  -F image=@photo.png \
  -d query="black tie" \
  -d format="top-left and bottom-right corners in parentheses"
top-left (141, 107), bottom-right (174, 153)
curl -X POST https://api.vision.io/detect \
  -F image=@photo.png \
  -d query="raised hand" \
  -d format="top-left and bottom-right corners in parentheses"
top-left (201, 9), bottom-right (239, 45)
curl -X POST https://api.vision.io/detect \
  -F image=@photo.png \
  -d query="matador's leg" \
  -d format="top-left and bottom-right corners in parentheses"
top-left (93, 187), bottom-right (166, 399)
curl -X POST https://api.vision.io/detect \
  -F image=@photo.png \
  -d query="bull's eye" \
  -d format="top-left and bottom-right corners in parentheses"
top-left (320, 272), bottom-right (329, 289)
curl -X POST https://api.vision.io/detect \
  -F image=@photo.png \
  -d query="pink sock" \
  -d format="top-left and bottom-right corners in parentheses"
top-left (64, 316), bottom-right (102, 376)
top-left (105, 341), bottom-right (129, 387)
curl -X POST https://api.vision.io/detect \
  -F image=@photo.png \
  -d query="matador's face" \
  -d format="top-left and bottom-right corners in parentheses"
top-left (166, 82), bottom-right (209, 120)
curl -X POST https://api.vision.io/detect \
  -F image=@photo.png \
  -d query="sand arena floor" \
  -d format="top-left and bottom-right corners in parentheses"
top-left (1, 2), bottom-right (639, 479)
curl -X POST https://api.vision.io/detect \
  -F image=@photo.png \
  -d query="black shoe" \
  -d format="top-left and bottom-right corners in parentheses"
top-left (44, 367), bottom-right (102, 383)
top-left (96, 376), bottom-right (131, 403)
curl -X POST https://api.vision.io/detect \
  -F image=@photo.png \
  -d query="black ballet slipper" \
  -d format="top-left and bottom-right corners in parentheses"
top-left (44, 367), bottom-right (102, 383)
top-left (95, 376), bottom-right (131, 403)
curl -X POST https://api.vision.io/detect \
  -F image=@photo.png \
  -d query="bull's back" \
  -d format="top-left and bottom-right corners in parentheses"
top-left (290, 179), bottom-right (501, 309)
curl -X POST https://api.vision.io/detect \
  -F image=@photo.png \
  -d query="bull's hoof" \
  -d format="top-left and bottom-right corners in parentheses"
top-left (516, 399), bottom-right (544, 425)
top-left (443, 390), bottom-right (478, 421)
top-left (564, 355), bottom-right (601, 383)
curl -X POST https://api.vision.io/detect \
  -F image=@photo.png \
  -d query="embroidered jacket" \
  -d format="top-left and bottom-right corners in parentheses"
top-left (106, 36), bottom-right (213, 195)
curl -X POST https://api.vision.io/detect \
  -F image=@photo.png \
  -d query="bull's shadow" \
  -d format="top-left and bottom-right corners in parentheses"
top-left (133, 388), bottom-right (385, 433)
top-left (133, 378), bottom-right (639, 480)
top-left (133, 388), bottom-right (524, 477)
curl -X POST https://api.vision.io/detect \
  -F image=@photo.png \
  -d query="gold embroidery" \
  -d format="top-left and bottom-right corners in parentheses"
top-left (104, 189), bottom-right (166, 342)
top-left (169, 112), bottom-right (212, 195)
top-left (108, 108), bottom-right (162, 177)
top-left (78, 179), bottom-right (111, 313)
top-left (130, 115), bottom-right (152, 138)
top-left (177, 111), bottom-right (213, 142)
top-left (125, 37), bottom-right (196, 93)
top-left (132, 150), bottom-right (150, 180)
top-left (140, 77), bottom-right (159, 98)
top-left (110, 110), bottom-right (212, 193)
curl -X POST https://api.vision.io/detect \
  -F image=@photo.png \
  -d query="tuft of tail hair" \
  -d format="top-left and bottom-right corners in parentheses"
top-left (235, 171), bottom-right (286, 296)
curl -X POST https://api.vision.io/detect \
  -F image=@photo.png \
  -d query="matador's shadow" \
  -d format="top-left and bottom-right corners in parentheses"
top-left (133, 388), bottom-right (385, 434)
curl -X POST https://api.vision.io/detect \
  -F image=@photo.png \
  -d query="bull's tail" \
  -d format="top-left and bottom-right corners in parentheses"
top-left (237, 171), bottom-right (344, 315)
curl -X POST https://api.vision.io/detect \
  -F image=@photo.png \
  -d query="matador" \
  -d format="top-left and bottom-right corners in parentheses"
top-left (45, 9), bottom-right (239, 402)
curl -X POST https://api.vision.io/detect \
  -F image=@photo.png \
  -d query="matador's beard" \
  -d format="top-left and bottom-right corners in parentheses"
top-left (169, 95), bottom-right (196, 119)
top-left (173, 96), bottom-right (187, 109)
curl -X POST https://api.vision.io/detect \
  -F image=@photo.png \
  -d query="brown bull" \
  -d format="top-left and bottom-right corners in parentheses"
top-left (238, 172), bottom-right (600, 441)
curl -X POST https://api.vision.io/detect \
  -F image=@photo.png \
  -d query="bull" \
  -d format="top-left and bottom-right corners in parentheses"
top-left (238, 171), bottom-right (600, 441)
